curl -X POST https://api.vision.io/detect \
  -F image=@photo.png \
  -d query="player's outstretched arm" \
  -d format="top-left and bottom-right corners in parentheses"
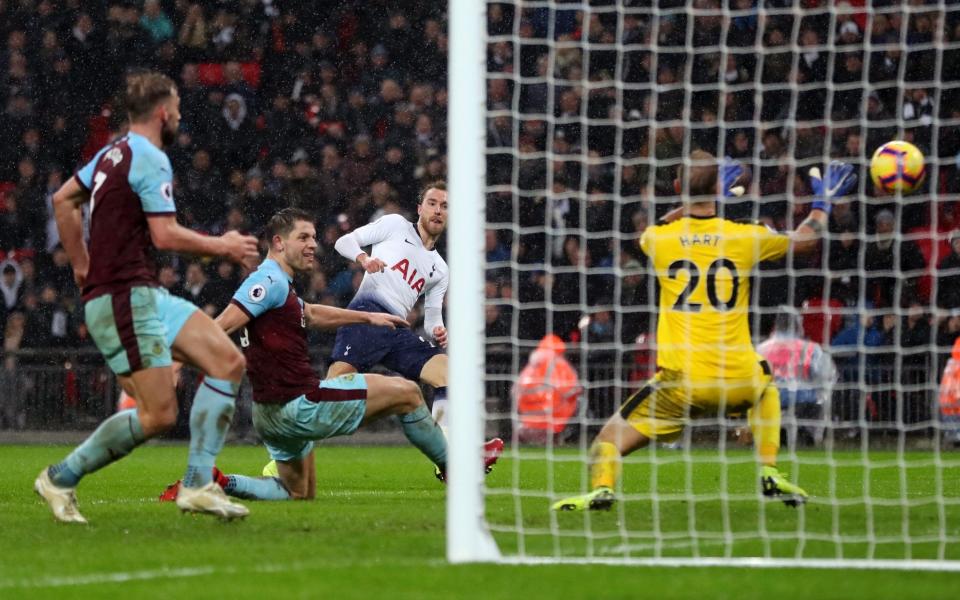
top-left (215, 303), bottom-right (252, 336)
top-left (52, 177), bottom-right (91, 288)
top-left (303, 303), bottom-right (408, 330)
top-left (790, 161), bottom-right (857, 254)
top-left (147, 215), bottom-right (259, 266)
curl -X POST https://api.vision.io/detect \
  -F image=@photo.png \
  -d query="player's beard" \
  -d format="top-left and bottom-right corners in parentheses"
top-left (421, 218), bottom-right (444, 237)
top-left (160, 117), bottom-right (177, 147)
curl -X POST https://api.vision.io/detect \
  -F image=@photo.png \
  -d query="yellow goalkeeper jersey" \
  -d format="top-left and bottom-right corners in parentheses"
top-left (639, 215), bottom-right (790, 379)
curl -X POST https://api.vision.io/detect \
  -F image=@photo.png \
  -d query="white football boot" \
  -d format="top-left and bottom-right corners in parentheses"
top-left (176, 481), bottom-right (249, 520)
top-left (34, 468), bottom-right (88, 524)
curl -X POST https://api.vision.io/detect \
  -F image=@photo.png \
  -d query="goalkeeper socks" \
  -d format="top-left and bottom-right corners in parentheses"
top-left (589, 442), bottom-right (622, 490)
top-left (49, 409), bottom-right (145, 488)
top-left (431, 387), bottom-right (449, 429)
top-left (399, 403), bottom-right (448, 469)
top-left (183, 377), bottom-right (238, 488)
top-left (749, 384), bottom-right (782, 467)
top-left (224, 475), bottom-right (292, 501)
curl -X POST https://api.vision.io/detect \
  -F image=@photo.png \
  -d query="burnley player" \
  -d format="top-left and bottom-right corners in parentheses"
top-left (328, 181), bottom-right (503, 475)
top-left (36, 72), bottom-right (258, 523)
top-left (169, 209), bottom-right (450, 501)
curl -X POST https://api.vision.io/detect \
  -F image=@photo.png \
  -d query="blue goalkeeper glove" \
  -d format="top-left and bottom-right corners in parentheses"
top-left (808, 161), bottom-right (857, 213)
top-left (721, 157), bottom-right (748, 198)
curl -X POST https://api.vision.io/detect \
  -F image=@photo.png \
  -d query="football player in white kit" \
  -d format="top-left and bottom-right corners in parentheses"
top-left (328, 181), bottom-right (503, 479)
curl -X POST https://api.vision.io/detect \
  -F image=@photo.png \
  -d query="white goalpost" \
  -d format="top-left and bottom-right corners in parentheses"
top-left (447, 0), bottom-right (502, 563)
top-left (448, 0), bottom-right (960, 569)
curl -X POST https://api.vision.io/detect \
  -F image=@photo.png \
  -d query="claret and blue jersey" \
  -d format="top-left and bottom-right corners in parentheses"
top-left (231, 258), bottom-right (321, 404)
top-left (75, 132), bottom-right (176, 301)
top-left (75, 132), bottom-right (190, 375)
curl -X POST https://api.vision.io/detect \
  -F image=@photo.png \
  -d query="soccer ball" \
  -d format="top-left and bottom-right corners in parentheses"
top-left (869, 140), bottom-right (926, 194)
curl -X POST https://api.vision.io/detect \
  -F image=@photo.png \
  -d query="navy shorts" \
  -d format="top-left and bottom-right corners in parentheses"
top-left (331, 298), bottom-right (443, 380)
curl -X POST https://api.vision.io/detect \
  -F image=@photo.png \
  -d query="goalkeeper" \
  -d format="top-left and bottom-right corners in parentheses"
top-left (552, 150), bottom-right (856, 511)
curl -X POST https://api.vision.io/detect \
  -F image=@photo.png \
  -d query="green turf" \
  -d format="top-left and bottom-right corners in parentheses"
top-left (1, 444), bottom-right (956, 599)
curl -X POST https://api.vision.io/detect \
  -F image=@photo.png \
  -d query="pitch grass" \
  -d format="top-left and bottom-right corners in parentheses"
top-left (491, 446), bottom-right (960, 562)
top-left (0, 445), bottom-right (955, 599)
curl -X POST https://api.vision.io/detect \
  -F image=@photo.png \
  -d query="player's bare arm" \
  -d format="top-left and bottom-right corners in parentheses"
top-left (215, 303), bottom-right (252, 336)
top-left (304, 302), bottom-right (408, 329)
top-left (52, 176), bottom-right (91, 288)
top-left (147, 215), bottom-right (259, 266)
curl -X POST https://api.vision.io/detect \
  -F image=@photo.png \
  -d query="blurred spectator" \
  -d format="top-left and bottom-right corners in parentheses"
top-left (181, 149), bottom-right (226, 229)
top-left (202, 260), bottom-right (240, 314)
top-left (0, 260), bottom-right (23, 312)
top-left (214, 93), bottom-right (259, 171)
top-left (22, 285), bottom-right (69, 348)
top-left (179, 262), bottom-right (214, 314)
top-left (937, 230), bottom-right (960, 310)
top-left (177, 4), bottom-right (209, 61)
top-left (864, 209), bottom-right (926, 308)
top-left (140, 0), bottom-right (174, 45)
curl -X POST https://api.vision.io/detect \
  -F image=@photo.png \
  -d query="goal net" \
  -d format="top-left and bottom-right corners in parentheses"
top-left (447, 0), bottom-right (960, 568)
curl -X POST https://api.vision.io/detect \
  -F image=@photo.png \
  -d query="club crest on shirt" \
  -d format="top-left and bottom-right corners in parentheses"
top-left (105, 147), bottom-right (123, 165)
top-left (248, 284), bottom-right (267, 303)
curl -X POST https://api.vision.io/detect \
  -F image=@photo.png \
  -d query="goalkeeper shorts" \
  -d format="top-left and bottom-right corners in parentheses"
top-left (619, 361), bottom-right (774, 443)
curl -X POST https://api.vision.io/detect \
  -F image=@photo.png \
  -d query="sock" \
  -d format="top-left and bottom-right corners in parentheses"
top-left (589, 441), bottom-right (622, 490)
top-left (749, 384), bottom-right (782, 468)
top-left (431, 387), bottom-right (449, 429)
top-left (49, 409), bottom-right (145, 488)
top-left (399, 403), bottom-right (448, 470)
top-left (224, 475), bottom-right (292, 501)
top-left (183, 377), bottom-right (238, 488)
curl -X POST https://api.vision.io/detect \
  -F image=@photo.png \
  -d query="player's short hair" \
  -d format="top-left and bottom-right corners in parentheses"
top-left (125, 71), bottom-right (177, 122)
top-left (676, 149), bottom-right (718, 200)
top-left (267, 208), bottom-right (314, 240)
top-left (418, 180), bottom-right (447, 204)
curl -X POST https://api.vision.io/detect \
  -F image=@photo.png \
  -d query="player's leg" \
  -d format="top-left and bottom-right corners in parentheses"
top-left (169, 306), bottom-right (249, 517)
top-left (750, 381), bottom-right (808, 505)
top-left (417, 353), bottom-right (503, 471)
top-left (383, 332), bottom-right (503, 474)
top-left (117, 362), bottom-right (183, 412)
top-left (552, 374), bottom-right (679, 511)
top-left (326, 361), bottom-right (358, 378)
top-left (269, 451), bottom-right (315, 500)
top-left (360, 373), bottom-right (448, 471)
top-left (747, 379), bottom-right (781, 468)
top-left (223, 461), bottom-right (300, 501)
top-left (38, 288), bottom-right (175, 523)
top-left (419, 354), bottom-right (449, 426)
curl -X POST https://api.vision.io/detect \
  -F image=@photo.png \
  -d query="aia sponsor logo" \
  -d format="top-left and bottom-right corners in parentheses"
top-left (390, 258), bottom-right (425, 293)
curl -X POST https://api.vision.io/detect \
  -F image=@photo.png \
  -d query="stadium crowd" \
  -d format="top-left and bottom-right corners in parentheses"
top-left (2, 1), bottom-right (960, 429)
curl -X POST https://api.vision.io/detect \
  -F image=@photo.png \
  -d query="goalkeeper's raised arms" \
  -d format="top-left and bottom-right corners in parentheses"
top-left (791, 161), bottom-right (858, 252)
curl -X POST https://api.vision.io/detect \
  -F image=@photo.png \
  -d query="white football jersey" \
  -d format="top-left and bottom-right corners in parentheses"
top-left (341, 214), bottom-right (449, 318)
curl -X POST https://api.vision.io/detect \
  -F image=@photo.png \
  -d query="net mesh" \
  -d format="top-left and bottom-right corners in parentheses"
top-left (479, 0), bottom-right (960, 564)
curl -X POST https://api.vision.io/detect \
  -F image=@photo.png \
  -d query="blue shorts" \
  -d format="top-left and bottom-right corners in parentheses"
top-left (155, 287), bottom-right (199, 347)
top-left (85, 286), bottom-right (171, 375)
top-left (252, 374), bottom-right (368, 462)
top-left (330, 298), bottom-right (443, 380)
